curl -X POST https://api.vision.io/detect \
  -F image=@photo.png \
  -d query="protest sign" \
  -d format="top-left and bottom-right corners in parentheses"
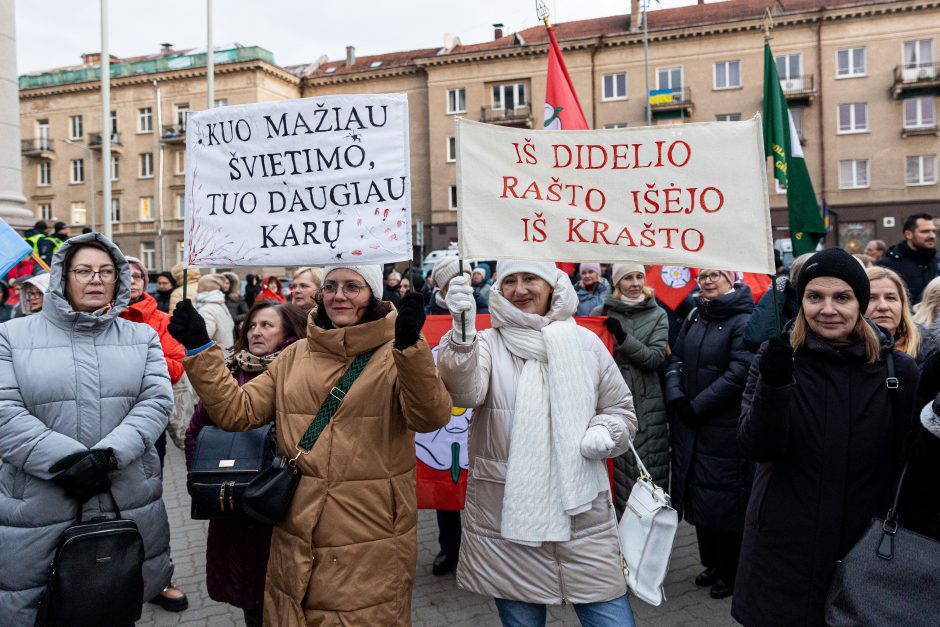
top-left (183, 94), bottom-right (411, 267)
top-left (456, 116), bottom-right (774, 274)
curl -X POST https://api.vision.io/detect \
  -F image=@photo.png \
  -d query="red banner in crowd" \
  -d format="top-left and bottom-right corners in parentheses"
top-left (417, 315), bottom-right (614, 510)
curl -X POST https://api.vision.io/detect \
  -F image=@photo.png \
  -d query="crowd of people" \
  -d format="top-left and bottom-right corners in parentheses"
top-left (1, 213), bottom-right (939, 626)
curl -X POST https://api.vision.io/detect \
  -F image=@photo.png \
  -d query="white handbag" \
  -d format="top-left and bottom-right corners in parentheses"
top-left (616, 440), bottom-right (678, 606)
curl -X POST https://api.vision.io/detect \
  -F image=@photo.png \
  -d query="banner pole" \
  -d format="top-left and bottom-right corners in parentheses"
top-left (770, 273), bottom-right (782, 336)
top-left (30, 252), bottom-right (51, 274)
top-left (182, 268), bottom-right (189, 302)
top-left (458, 260), bottom-right (466, 342)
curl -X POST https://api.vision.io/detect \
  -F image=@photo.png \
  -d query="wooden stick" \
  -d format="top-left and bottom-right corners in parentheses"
top-left (30, 252), bottom-right (51, 274)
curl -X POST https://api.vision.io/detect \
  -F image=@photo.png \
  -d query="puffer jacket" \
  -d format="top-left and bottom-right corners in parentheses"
top-left (437, 279), bottom-right (637, 605)
top-left (169, 263), bottom-right (201, 310)
top-left (120, 292), bottom-right (185, 384)
top-left (592, 295), bottom-right (670, 511)
top-left (574, 280), bottom-right (608, 316)
top-left (665, 284), bottom-right (755, 533)
top-left (195, 289), bottom-right (235, 354)
top-left (0, 233), bottom-right (174, 625)
top-left (182, 311), bottom-right (451, 626)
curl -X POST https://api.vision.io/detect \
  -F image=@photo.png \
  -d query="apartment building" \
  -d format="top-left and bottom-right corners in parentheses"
top-left (18, 0), bottom-right (940, 268)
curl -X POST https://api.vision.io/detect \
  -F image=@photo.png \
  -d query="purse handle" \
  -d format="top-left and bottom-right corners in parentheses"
top-left (627, 439), bottom-right (670, 505)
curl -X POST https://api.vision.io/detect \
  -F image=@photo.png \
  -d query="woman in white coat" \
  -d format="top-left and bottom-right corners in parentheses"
top-left (194, 274), bottom-right (235, 355)
top-left (437, 260), bottom-right (638, 627)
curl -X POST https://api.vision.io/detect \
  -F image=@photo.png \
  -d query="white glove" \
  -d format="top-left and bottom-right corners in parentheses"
top-left (579, 425), bottom-right (615, 460)
top-left (445, 274), bottom-right (477, 344)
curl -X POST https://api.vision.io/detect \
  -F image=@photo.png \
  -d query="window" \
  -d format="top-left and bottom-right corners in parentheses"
top-left (38, 203), bottom-right (52, 221)
top-left (447, 88), bottom-right (466, 114)
top-left (69, 115), bottom-right (83, 139)
top-left (449, 185), bottom-right (458, 211)
top-left (370, 61), bottom-right (383, 68)
top-left (139, 153), bottom-right (154, 178)
top-left (492, 83), bottom-right (526, 110)
top-left (837, 48), bottom-right (866, 78)
top-left (776, 53), bottom-right (802, 80)
top-left (70, 201), bottom-right (86, 225)
top-left (904, 97), bottom-right (936, 129)
top-left (839, 159), bottom-right (870, 189)
top-left (174, 151), bottom-right (185, 175)
top-left (176, 103), bottom-right (190, 131)
top-left (213, 98), bottom-right (228, 108)
top-left (138, 107), bottom-right (153, 132)
top-left (139, 196), bottom-right (153, 221)
top-left (111, 197), bottom-right (121, 222)
top-left (70, 159), bottom-right (84, 184)
top-left (603, 122), bottom-right (629, 129)
top-left (790, 107), bottom-right (805, 139)
top-left (446, 136), bottom-right (457, 163)
top-left (904, 39), bottom-right (934, 70)
top-left (656, 66), bottom-right (683, 93)
top-left (110, 154), bottom-right (119, 181)
top-left (715, 113), bottom-right (742, 122)
top-left (602, 73), bottom-right (627, 100)
top-left (837, 103), bottom-right (868, 133)
top-left (775, 179), bottom-right (788, 195)
top-left (176, 241), bottom-right (186, 263)
top-left (36, 120), bottom-right (50, 149)
top-left (37, 161), bottom-right (51, 186)
top-left (713, 60), bottom-right (741, 89)
top-left (110, 110), bottom-right (118, 134)
top-left (175, 193), bottom-right (185, 218)
top-left (906, 155), bottom-right (938, 186)
top-left (140, 242), bottom-right (156, 270)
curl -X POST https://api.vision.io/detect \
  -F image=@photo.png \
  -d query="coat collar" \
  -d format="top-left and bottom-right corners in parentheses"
top-left (120, 293), bottom-right (158, 323)
top-left (306, 309), bottom-right (396, 359)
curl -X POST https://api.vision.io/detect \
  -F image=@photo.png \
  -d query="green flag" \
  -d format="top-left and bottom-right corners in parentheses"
top-left (763, 42), bottom-right (826, 256)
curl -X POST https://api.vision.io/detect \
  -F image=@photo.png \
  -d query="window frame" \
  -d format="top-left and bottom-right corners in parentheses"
top-left (70, 201), bottom-right (86, 225)
top-left (110, 154), bottom-right (119, 181)
top-left (448, 185), bottom-right (458, 211)
top-left (839, 159), bottom-right (871, 189)
top-left (37, 161), bottom-right (51, 186)
top-left (38, 203), bottom-right (53, 221)
top-left (139, 152), bottom-right (154, 179)
top-left (446, 136), bottom-right (457, 163)
top-left (492, 83), bottom-right (526, 111)
top-left (69, 115), bottom-right (83, 140)
top-left (603, 122), bottom-right (629, 129)
top-left (656, 66), bottom-right (684, 92)
top-left (903, 97), bottom-right (936, 129)
top-left (713, 60), bottom-right (742, 90)
top-left (601, 72), bottom-right (628, 101)
top-left (140, 241), bottom-right (156, 270)
top-left (138, 107), bottom-right (153, 133)
top-left (903, 39), bottom-right (934, 70)
top-left (775, 53), bottom-right (803, 81)
top-left (715, 113), bottom-right (742, 122)
top-left (836, 47), bottom-right (867, 78)
top-left (176, 103), bottom-right (190, 131)
top-left (446, 88), bottom-right (466, 115)
top-left (837, 103), bottom-right (869, 134)
top-left (175, 192), bottom-right (185, 218)
top-left (174, 150), bottom-right (185, 175)
top-left (69, 158), bottom-right (85, 184)
top-left (905, 154), bottom-right (938, 186)
top-left (111, 197), bottom-right (121, 222)
top-left (139, 196), bottom-right (154, 221)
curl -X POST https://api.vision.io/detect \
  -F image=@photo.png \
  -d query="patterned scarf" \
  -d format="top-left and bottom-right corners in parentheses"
top-left (226, 348), bottom-right (283, 374)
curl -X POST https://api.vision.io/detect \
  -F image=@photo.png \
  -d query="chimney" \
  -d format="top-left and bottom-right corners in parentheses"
top-left (493, 23), bottom-right (504, 40)
top-left (160, 42), bottom-right (174, 54)
top-left (630, 0), bottom-right (641, 33)
top-left (81, 52), bottom-right (101, 65)
top-left (346, 45), bottom-right (356, 67)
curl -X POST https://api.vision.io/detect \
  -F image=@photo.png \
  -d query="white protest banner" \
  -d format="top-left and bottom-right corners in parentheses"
top-left (184, 94), bottom-right (411, 267)
top-left (456, 116), bottom-right (774, 274)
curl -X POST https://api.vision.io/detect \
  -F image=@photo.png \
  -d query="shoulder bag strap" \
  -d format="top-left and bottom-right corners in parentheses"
top-left (294, 349), bottom-right (376, 455)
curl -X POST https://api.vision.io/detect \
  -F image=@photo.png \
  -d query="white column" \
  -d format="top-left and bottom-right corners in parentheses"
top-left (0, 0), bottom-right (32, 228)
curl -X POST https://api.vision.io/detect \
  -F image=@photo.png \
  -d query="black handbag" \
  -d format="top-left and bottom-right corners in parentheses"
top-left (189, 423), bottom-right (275, 520)
top-left (36, 491), bottom-right (145, 627)
top-left (241, 349), bottom-right (376, 525)
top-left (825, 461), bottom-right (940, 625)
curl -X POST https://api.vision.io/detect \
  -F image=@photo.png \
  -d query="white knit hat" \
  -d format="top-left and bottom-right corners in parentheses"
top-left (324, 265), bottom-right (384, 300)
top-left (612, 263), bottom-right (646, 288)
top-left (495, 260), bottom-right (558, 288)
top-left (431, 256), bottom-right (461, 290)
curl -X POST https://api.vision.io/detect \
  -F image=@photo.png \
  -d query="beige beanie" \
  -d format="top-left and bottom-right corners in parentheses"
top-left (323, 265), bottom-right (384, 299)
top-left (197, 274), bottom-right (227, 293)
top-left (612, 263), bottom-right (646, 288)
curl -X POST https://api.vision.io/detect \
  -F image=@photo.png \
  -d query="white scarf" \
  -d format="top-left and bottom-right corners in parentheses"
top-left (490, 275), bottom-right (609, 546)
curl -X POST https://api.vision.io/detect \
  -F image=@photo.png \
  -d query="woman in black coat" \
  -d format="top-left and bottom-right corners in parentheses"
top-left (734, 248), bottom-right (920, 626)
top-left (664, 269), bottom-right (755, 599)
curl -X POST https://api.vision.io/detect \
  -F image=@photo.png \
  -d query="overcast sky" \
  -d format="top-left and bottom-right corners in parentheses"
top-left (14, 0), bottom-right (711, 75)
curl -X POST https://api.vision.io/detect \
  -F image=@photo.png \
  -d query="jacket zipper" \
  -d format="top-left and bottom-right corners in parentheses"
top-left (552, 542), bottom-right (568, 605)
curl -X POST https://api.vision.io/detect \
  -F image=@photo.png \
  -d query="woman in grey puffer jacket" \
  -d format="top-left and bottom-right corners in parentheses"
top-left (591, 263), bottom-right (670, 513)
top-left (0, 233), bottom-right (175, 625)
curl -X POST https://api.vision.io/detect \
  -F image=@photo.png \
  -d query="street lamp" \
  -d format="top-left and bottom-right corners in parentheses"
top-left (62, 138), bottom-right (97, 232)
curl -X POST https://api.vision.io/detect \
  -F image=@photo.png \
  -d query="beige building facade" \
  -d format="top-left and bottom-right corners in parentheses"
top-left (17, 0), bottom-right (940, 270)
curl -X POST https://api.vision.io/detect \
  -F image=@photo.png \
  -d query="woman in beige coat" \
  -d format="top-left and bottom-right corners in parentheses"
top-left (169, 264), bottom-right (451, 626)
top-left (438, 259), bottom-right (638, 627)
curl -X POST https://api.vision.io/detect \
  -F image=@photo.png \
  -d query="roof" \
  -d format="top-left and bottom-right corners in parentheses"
top-left (297, 46), bottom-right (441, 79)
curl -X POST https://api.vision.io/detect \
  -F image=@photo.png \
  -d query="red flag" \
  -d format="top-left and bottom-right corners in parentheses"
top-left (741, 273), bottom-right (772, 302)
top-left (543, 26), bottom-right (588, 131)
top-left (646, 266), bottom-right (698, 311)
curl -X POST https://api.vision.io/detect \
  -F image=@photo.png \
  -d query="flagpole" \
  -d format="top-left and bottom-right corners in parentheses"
top-left (643, 0), bottom-right (652, 126)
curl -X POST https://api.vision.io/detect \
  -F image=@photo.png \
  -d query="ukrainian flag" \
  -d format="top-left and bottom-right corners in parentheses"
top-left (649, 89), bottom-right (673, 105)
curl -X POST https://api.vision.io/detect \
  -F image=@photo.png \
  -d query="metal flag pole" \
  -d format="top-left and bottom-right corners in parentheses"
top-left (100, 0), bottom-right (112, 239)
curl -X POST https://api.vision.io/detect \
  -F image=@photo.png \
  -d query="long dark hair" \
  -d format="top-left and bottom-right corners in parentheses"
top-left (234, 301), bottom-right (308, 353)
top-left (313, 294), bottom-right (392, 330)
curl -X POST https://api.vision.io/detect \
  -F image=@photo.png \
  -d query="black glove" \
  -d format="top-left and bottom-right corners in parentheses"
top-left (604, 317), bottom-right (627, 344)
top-left (759, 335), bottom-right (794, 387)
top-left (168, 299), bottom-right (211, 350)
top-left (49, 448), bottom-right (117, 502)
top-left (669, 396), bottom-right (697, 427)
top-left (394, 292), bottom-right (426, 350)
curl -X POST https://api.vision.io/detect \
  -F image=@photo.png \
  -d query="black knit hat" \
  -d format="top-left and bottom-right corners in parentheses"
top-left (796, 247), bottom-right (870, 312)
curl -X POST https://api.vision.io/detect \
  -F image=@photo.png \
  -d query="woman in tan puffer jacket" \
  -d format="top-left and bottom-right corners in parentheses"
top-left (437, 259), bottom-right (638, 627)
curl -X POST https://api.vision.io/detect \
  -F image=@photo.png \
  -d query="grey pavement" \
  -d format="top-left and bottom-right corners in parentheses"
top-left (141, 444), bottom-right (736, 626)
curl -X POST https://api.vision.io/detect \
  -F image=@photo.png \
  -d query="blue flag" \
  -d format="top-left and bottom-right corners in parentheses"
top-left (0, 219), bottom-right (31, 277)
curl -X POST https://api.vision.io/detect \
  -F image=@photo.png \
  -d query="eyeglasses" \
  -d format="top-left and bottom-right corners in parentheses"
top-left (697, 271), bottom-right (724, 285)
top-left (321, 282), bottom-right (366, 297)
top-left (69, 267), bottom-right (117, 284)
top-left (130, 272), bottom-right (145, 281)
top-left (25, 289), bottom-right (43, 299)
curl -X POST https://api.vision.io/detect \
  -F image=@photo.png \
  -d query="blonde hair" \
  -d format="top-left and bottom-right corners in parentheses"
top-left (913, 276), bottom-right (940, 327)
top-left (866, 266), bottom-right (919, 358)
top-left (790, 310), bottom-right (882, 364)
top-left (789, 252), bottom-right (815, 284)
top-left (292, 267), bottom-right (323, 287)
top-left (613, 284), bottom-right (655, 300)
top-left (853, 254), bottom-right (874, 268)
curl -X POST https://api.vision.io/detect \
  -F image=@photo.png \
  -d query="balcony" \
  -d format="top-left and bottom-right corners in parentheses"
top-left (780, 75), bottom-right (816, 104)
top-left (480, 103), bottom-right (533, 128)
top-left (89, 132), bottom-right (123, 152)
top-left (902, 123), bottom-right (939, 138)
top-left (892, 63), bottom-right (940, 99)
top-left (650, 87), bottom-right (694, 116)
top-left (21, 138), bottom-right (55, 159)
top-left (161, 124), bottom-right (186, 143)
